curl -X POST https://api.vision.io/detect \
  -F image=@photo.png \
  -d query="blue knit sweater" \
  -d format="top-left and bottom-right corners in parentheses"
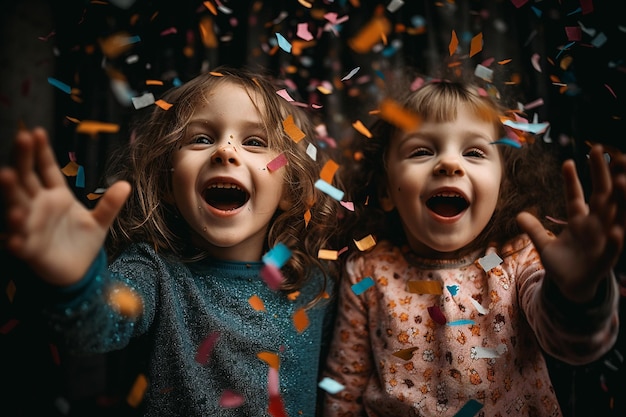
top-left (47, 242), bottom-right (334, 417)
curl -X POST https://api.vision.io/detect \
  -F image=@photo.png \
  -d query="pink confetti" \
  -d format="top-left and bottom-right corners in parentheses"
top-left (565, 26), bottom-right (582, 41)
top-left (510, 0), bottom-right (529, 8)
top-left (604, 84), bottom-right (617, 99)
top-left (427, 305), bottom-right (447, 325)
top-left (267, 153), bottom-right (288, 172)
top-left (261, 264), bottom-right (284, 291)
top-left (195, 332), bottom-right (220, 365)
top-left (531, 53), bottom-right (542, 73)
top-left (219, 390), bottom-right (245, 408)
top-left (523, 98), bottom-right (544, 110)
top-left (276, 89), bottom-right (294, 102)
top-left (160, 27), bottom-right (178, 36)
top-left (296, 23), bottom-right (314, 41)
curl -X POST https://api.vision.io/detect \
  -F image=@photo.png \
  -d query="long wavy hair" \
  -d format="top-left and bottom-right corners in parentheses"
top-left (103, 66), bottom-right (341, 298)
top-left (342, 79), bottom-right (566, 256)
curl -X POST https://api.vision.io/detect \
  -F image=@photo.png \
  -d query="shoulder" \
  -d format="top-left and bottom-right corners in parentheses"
top-left (110, 242), bottom-right (185, 277)
top-left (345, 240), bottom-right (405, 277)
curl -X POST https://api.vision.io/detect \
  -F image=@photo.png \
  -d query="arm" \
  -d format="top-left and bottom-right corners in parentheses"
top-left (517, 145), bottom-right (625, 363)
top-left (0, 128), bottom-right (130, 285)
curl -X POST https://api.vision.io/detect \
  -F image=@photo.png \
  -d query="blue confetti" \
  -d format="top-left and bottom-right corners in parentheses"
top-left (446, 285), bottom-right (459, 296)
top-left (351, 277), bottom-right (374, 295)
top-left (315, 179), bottom-right (344, 201)
top-left (262, 242), bottom-right (291, 268)
top-left (47, 77), bottom-right (71, 94)
top-left (453, 399), bottom-right (483, 417)
top-left (491, 138), bottom-right (522, 148)
top-left (447, 319), bottom-right (475, 326)
top-left (275, 33), bottom-right (292, 53)
top-left (76, 165), bottom-right (85, 188)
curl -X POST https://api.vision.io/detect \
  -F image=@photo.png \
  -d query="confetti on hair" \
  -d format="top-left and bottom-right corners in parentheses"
top-left (448, 30), bottom-right (459, 55)
top-left (351, 276), bottom-right (375, 295)
top-left (107, 282), bottom-right (143, 318)
top-left (257, 351), bottom-right (280, 370)
top-left (248, 295), bottom-right (266, 311)
top-left (491, 138), bottom-right (522, 148)
top-left (131, 92), bottom-right (155, 109)
top-left (354, 234), bottom-right (376, 251)
top-left (47, 77), bottom-right (71, 94)
top-left (318, 377), bottom-right (345, 394)
top-left (318, 249), bottom-right (338, 260)
top-left (195, 332), bottom-right (220, 365)
top-left (276, 89), bottom-right (294, 101)
top-left (341, 67), bottom-right (360, 81)
top-left (219, 390), bottom-right (245, 408)
top-left (477, 253), bottom-right (503, 272)
top-left (352, 120), bottom-right (372, 138)
top-left (267, 153), bottom-right (288, 172)
top-left (320, 159), bottom-right (339, 184)
top-left (406, 280), bottom-right (443, 295)
top-left (340, 201), bottom-right (354, 211)
top-left (263, 242), bottom-right (292, 268)
top-left (127, 373), bottom-right (148, 408)
top-left (392, 347), bottom-right (419, 360)
top-left (427, 305), bottom-right (447, 325)
top-left (469, 32), bottom-right (483, 57)
top-left (304, 209), bottom-right (311, 226)
top-left (209, 71), bottom-right (224, 77)
top-left (155, 99), bottom-right (173, 110)
top-left (292, 308), bottom-right (310, 333)
top-left (76, 120), bottom-right (120, 135)
top-left (306, 143), bottom-right (317, 161)
top-left (379, 98), bottom-right (421, 131)
top-left (282, 115), bottom-right (306, 143)
top-left (348, 15), bottom-right (391, 53)
top-left (315, 179), bottom-right (345, 201)
top-left (275, 33), bottom-right (292, 53)
top-left (502, 119), bottom-right (549, 134)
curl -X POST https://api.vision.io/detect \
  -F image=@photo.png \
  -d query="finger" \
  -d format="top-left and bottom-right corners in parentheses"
top-left (587, 145), bottom-right (612, 214)
top-left (91, 181), bottom-right (132, 229)
top-left (517, 211), bottom-right (554, 253)
top-left (561, 159), bottom-right (588, 219)
top-left (14, 130), bottom-right (42, 196)
top-left (0, 167), bottom-right (30, 209)
top-left (32, 127), bottom-right (67, 188)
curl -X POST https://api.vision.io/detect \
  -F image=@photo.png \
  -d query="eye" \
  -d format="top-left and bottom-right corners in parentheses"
top-left (190, 134), bottom-right (214, 145)
top-left (464, 148), bottom-right (486, 158)
top-left (242, 136), bottom-right (267, 147)
top-left (409, 147), bottom-right (432, 158)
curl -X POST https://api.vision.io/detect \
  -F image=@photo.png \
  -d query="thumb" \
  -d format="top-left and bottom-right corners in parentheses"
top-left (92, 180), bottom-right (132, 229)
top-left (516, 211), bottom-right (553, 252)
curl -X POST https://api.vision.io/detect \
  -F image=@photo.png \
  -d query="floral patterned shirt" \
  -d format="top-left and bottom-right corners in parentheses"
top-left (323, 235), bottom-right (619, 417)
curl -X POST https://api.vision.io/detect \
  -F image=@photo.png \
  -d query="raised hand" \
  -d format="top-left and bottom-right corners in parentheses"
top-left (0, 128), bottom-right (131, 286)
top-left (517, 145), bottom-right (626, 303)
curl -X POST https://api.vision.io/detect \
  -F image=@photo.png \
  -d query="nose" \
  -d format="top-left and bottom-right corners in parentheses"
top-left (434, 154), bottom-right (464, 176)
top-left (210, 144), bottom-right (240, 166)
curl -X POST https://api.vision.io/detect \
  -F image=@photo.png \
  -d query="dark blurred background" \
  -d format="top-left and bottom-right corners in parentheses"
top-left (1, 0), bottom-right (625, 416)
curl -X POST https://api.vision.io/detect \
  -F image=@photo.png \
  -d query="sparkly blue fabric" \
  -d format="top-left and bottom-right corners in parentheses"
top-left (47, 243), bottom-right (334, 417)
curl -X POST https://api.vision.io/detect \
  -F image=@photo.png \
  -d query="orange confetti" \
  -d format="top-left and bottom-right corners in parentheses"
top-left (282, 115), bottom-right (306, 143)
top-left (469, 32), bottom-right (483, 57)
top-left (107, 283), bottom-right (143, 318)
top-left (354, 234), bottom-right (376, 251)
top-left (248, 295), bottom-right (266, 312)
top-left (348, 15), bottom-right (391, 53)
top-left (449, 30), bottom-right (459, 55)
top-left (406, 280), bottom-right (443, 294)
top-left (127, 373), bottom-right (148, 407)
top-left (297, 0), bottom-right (313, 7)
top-left (287, 291), bottom-right (300, 301)
top-left (155, 99), bottom-right (173, 110)
top-left (352, 120), bottom-right (372, 138)
top-left (319, 159), bottom-right (339, 184)
top-left (146, 79), bottom-right (164, 85)
top-left (210, 71), bottom-right (224, 77)
top-left (497, 58), bottom-right (513, 65)
top-left (87, 193), bottom-right (103, 200)
top-left (303, 209), bottom-right (311, 227)
top-left (257, 351), bottom-right (280, 370)
top-left (76, 120), bottom-right (120, 135)
top-left (61, 161), bottom-right (80, 177)
top-left (6, 280), bottom-right (16, 303)
top-left (199, 16), bottom-right (218, 48)
top-left (379, 99), bottom-right (421, 131)
top-left (203, 1), bottom-right (217, 15)
top-left (292, 308), bottom-right (309, 333)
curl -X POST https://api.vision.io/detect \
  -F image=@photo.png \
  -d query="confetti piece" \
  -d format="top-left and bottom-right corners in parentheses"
top-left (605, 84), bottom-right (617, 99)
top-left (275, 33), bottom-right (292, 53)
top-left (315, 179), bottom-right (345, 201)
top-left (351, 276), bottom-right (375, 295)
top-left (510, 0), bottom-right (528, 8)
top-left (257, 351), bottom-right (280, 370)
top-left (296, 22), bottom-right (314, 41)
top-left (446, 285), bottom-right (459, 296)
top-left (341, 67), bottom-right (360, 81)
top-left (386, 0), bottom-right (404, 13)
top-left (263, 242), bottom-right (291, 268)
top-left (203, 1), bottom-right (217, 15)
top-left (131, 92), bottom-right (155, 109)
top-left (248, 295), bottom-right (266, 311)
top-left (565, 26), bottom-right (582, 41)
top-left (127, 373), bottom-right (148, 408)
top-left (352, 120), bottom-right (372, 138)
top-left (318, 249), bottom-right (338, 260)
top-left (276, 89), bottom-right (294, 101)
top-left (453, 399), bottom-right (483, 416)
top-left (219, 390), bottom-right (245, 408)
top-left (287, 291), bottom-right (300, 301)
top-left (107, 283), bottom-right (143, 318)
top-left (392, 347), bottom-right (419, 360)
top-left (473, 344), bottom-right (507, 359)
top-left (282, 115), bottom-right (306, 143)
top-left (545, 215), bottom-right (567, 225)
top-left (75, 120), bottom-right (120, 135)
top-left (0, 318), bottom-right (19, 335)
top-left (155, 99), bottom-right (173, 110)
top-left (292, 308), bottom-right (309, 333)
top-left (448, 30), bottom-right (459, 55)
top-left (530, 53), bottom-right (542, 73)
top-left (268, 394), bottom-right (288, 417)
top-left (306, 143), bottom-right (317, 161)
top-left (75, 165), bottom-right (85, 188)
top-left (406, 280), bottom-right (443, 294)
top-left (427, 305), bottom-right (447, 325)
top-left (379, 99), bottom-right (421, 131)
top-left (199, 16), bottom-right (218, 48)
top-left (340, 201), bottom-right (354, 211)
top-left (195, 332), bottom-right (220, 365)
top-left (469, 32), bottom-right (483, 57)
top-left (477, 253), bottom-right (503, 272)
top-left (523, 98), bottom-right (544, 110)
top-left (474, 64), bottom-right (493, 82)
top-left (491, 138), bottom-right (522, 148)
top-left (267, 153), bottom-right (288, 172)
top-left (502, 119), bottom-right (549, 134)
top-left (318, 377), bottom-right (345, 394)
top-left (353, 234), bottom-right (376, 251)
top-left (447, 319), bottom-right (475, 326)
top-left (261, 264), bottom-right (284, 290)
top-left (320, 159), bottom-right (339, 184)
top-left (304, 209), bottom-right (311, 226)
top-left (470, 298), bottom-right (489, 315)
top-left (47, 77), bottom-right (71, 94)
top-left (61, 161), bottom-right (79, 177)
top-left (348, 15), bottom-right (391, 53)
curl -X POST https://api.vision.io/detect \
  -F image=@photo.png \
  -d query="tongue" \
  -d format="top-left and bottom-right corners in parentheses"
top-left (210, 201), bottom-right (241, 211)
top-left (430, 202), bottom-right (463, 217)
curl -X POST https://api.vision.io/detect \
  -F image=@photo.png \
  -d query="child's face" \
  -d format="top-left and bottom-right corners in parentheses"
top-left (170, 81), bottom-right (289, 261)
top-left (382, 105), bottom-right (503, 258)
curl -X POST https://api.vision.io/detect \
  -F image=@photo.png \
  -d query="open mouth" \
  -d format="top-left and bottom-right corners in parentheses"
top-left (426, 192), bottom-right (469, 218)
top-left (202, 183), bottom-right (250, 211)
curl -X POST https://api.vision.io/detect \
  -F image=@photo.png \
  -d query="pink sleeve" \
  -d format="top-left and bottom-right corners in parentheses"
top-left (322, 255), bottom-right (372, 417)
top-left (517, 244), bottom-right (620, 365)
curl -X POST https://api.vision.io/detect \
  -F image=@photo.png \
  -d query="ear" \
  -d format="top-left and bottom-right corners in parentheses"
top-left (379, 185), bottom-right (395, 212)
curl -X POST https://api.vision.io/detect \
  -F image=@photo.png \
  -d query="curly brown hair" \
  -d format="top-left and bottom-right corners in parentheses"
top-left (341, 78), bottom-right (566, 256)
top-left (103, 66), bottom-right (341, 298)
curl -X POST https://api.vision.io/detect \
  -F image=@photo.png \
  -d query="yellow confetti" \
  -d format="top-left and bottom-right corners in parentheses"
top-left (406, 280), bottom-right (443, 294)
top-left (257, 351), bottom-right (280, 370)
top-left (318, 249), bottom-right (338, 260)
top-left (316, 85), bottom-right (332, 95)
top-left (248, 295), bottom-right (266, 312)
top-left (293, 308), bottom-right (310, 333)
top-left (298, 0), bottom-right (313, 8)
top-left (126, 373), bottom-right (148, 408)
top-left (282, 115), bottom-right (306, 143)
top-left (354, 234), bottom-right (376, 251)
top-left (352, 120), bottom-right (372, 138)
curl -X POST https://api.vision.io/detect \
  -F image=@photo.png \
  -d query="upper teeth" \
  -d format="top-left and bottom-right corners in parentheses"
top-left (433, 192), bottom-right (462, 198)
top-left (209, 183), bottom-right (243, 191)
